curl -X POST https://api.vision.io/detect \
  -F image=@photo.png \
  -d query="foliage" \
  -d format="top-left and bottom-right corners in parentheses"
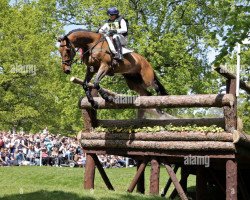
top-left (0, 0), bottom-right (249, 134)
top-left (0, 0), bottom-right (80, 134)
top-left (95, 124), bottom-right (224, 133)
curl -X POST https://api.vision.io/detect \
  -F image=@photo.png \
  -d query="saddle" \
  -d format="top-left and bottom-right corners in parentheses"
top-left (105, 37), bottom-right (133, 57)
top-left (105, 36), bottom-right (134, 75)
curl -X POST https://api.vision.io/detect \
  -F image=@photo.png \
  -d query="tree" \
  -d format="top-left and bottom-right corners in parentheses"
top-left (55, 0), bottom-right (250, 131)
top-left (0, 0), bottom-right (63, 132)
top-left (1, 0), bottom-right (249, 134)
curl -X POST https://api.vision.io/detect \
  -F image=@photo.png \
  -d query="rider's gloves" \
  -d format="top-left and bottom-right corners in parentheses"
top-left (109, 30), bottom-right (117, 35)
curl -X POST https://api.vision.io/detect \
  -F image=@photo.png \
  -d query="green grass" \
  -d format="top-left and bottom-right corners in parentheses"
top-left (0, 166), bottom-right (196, 200)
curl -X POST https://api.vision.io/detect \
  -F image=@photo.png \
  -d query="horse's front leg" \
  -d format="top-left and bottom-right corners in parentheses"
top-left (93, 64), bottom-right (113, 102)
top-left (82, 66), bottom-right (98, 108)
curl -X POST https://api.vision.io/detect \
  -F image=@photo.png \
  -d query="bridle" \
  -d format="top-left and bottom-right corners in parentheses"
top-left (60, 35), bottom-right (107, 66)
top-left (60, 39), bottom-right (79, 66)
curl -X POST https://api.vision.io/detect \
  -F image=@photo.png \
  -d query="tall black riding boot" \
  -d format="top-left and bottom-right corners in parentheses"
top-left (113, 38), bottom-right (123, 61)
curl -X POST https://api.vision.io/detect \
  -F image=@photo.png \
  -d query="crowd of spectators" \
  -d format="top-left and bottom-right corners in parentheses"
top-left (0, 128), bottom-right (131, 168)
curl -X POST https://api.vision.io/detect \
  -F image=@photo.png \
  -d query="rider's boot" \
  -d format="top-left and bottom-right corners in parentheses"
top-left (113, 38), bottom-right (123, 61)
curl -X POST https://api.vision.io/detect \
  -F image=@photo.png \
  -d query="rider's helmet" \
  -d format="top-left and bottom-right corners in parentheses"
top-left (107, 7), bottom-right (119, 15)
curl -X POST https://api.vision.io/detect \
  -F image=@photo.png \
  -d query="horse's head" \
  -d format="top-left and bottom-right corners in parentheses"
top-left (58, 36), bottom-right (76, 74)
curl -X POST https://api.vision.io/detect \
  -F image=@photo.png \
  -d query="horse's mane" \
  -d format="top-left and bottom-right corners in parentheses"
top-left (66, 28), bottom-right (96, 37)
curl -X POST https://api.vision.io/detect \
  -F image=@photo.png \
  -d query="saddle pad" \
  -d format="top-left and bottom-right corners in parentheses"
top-left (105, 36), bottom-right (133, 55)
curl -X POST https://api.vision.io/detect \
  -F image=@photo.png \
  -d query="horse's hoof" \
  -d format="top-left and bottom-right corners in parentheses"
top-left (103, 95), bottom-right (113, 103)
top-left (107, 95), bottom-right (114, 102)
top-left (100, 92), bottom-right (113, 103)
top-left (91, 101), bottom-right (99, 109)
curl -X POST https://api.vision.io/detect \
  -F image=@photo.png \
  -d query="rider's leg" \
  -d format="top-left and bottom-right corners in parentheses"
top-left (113, 35), bottom-right (123, 60)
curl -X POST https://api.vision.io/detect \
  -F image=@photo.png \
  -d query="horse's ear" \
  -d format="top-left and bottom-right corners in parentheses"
top-left (57, 37), bottom-right (63, 42)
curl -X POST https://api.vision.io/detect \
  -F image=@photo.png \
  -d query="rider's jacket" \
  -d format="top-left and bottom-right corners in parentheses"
top-left (99, 16), bottom-right (128, 37)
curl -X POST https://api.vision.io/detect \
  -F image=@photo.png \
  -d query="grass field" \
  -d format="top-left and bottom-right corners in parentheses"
top-left (0, 166), bottom-right (196, 200)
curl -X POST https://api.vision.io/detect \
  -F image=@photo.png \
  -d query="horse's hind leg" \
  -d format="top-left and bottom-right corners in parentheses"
top-left (139, 57), bottom-right (168, 96)
top-left (153, 74), bottom-right (168, 95)
top-left (128, 72), bottom-right (167, 115)
top-left (123, 74), bottom-right (152, 118)
top-left (123, 74), bottom-right (152, 96)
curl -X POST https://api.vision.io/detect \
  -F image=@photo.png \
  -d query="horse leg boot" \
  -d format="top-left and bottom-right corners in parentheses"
top-left (113, 37), bottom-right (123, 61)
top-left (94, 65), bottom-right (114, 103)
top-left (82, 67), bottom-right (98, 109)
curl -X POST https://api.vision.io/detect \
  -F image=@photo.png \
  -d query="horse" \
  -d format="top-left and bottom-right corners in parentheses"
top-left (58, 29), bottom-right (168, 108)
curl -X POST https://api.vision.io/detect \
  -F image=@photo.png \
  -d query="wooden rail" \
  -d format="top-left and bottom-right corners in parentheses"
top-left (71, 74), bottom-right (245, 199)
top-left (97, 118), bottom-right (225, 128)
top-left (80, 94), bottom-right (235, 109)
top-left (215, 66), bottom-right (250, 94)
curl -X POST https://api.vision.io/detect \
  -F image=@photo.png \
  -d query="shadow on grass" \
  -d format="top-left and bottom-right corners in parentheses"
top-left (99, 193), bottom-right (168, 200)
top-left (0, 190), bottom-right (95, 200)
top-left (2, 185), bottom-right (225, 200)
top-left (0, 190), bottom-right (169, 200)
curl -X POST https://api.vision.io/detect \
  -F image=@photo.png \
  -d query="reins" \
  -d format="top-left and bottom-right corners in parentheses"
top-left (81, 36), bottom-right (106, 57)
top-left (61, 35), bottom-right (107, 66)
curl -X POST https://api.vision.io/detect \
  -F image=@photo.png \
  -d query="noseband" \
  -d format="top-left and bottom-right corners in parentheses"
top-left (60, 40), bottom-right (78, 66)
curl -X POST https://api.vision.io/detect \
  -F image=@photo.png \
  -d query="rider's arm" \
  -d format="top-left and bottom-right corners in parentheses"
top-left (116, 19), bottom-right (127, 34)
top-left (98, 23), bottom-right (109, 33)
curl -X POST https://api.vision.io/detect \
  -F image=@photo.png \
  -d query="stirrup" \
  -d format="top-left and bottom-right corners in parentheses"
top-left (114, 53), bottom-right (123, 61)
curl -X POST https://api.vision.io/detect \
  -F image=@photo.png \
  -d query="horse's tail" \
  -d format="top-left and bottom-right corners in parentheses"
top-left (154, 73), bottom-right (168, 95)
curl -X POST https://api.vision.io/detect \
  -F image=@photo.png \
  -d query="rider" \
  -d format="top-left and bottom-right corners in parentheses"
top-left (98, 7), bottom-right (128, 61)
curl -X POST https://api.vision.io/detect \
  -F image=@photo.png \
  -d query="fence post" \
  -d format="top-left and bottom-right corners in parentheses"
top-left (150, 157), bottom-right (160, 195)
top-left (226, 160), bottom-right (237, 200)
top-left (81, 89), bottom-right (98, 190)
top-left (224, 78), bottom-right (237, 132)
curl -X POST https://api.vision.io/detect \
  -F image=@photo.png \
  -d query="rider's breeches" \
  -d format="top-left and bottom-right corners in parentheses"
top-left (113, 34), bottom-right (127, 46)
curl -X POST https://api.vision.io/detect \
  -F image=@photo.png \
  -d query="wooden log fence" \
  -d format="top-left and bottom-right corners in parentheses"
top-left (233, 130), bottom-right (250, 147)
top-left (98, 117), bottom-right (225, 128)
top-left (80, 139), bottom-right (235, 151)
top-left (215, 66), bottom-right (250, 94)
top-left (127, 158), bottom-right (148, 193)
top-left (80, 131), bottom-right (233, 142)
top-left (165, 164), bottom-right (189, 200)
top-left (80, 94), bottom-right (235, 109)
top-left (70, 70), bottom-right (250, 200)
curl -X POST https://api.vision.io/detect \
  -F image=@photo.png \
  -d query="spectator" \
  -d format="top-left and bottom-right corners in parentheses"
top-left (75, 153), bottom-right (86, 167)
top-left (44, 137), bottom-right (53, 154)
top-left (0, 148), bottom-right (8, 166)
top-left (58, 142), bottom-right (66, 166)
top-left (0, 139), bottom-right (4, 149)
top-left (41, 148), bottom-right (52, 166)
top-left (0, 130), bottom-right (131, 169)
top-left (26, 145), bottom-right (36, 164)
top-left (16, 149), bottom-right (25, 165)
top-left (51, 147), bottom-right (59, 166)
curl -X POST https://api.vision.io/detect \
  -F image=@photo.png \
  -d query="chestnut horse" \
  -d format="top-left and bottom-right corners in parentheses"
top-left (58, 29), bottom-right (167, 108)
